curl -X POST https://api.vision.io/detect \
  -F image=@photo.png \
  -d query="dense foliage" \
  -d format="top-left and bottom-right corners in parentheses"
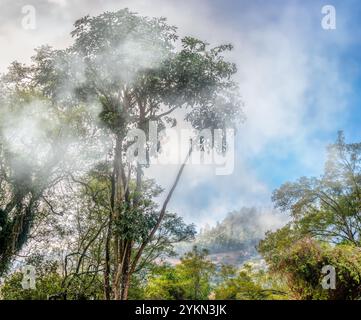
top-left (0, 9), bottom-right (243, 300)
top-left (1, 7), bottom-right (360, 301)
top-left (258, 133), bottom-right (361, 300)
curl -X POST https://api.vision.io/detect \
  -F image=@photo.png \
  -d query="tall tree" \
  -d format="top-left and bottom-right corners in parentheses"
top-left (258, 133), bottom-right (361, 300)
top-left (272, 132), bottom-right (361, 245)
top-left (1, 9), bottom-right (243, 299)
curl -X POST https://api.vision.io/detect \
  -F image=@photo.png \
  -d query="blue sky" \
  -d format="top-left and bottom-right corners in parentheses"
top-left (0, 0), bottom-right (360, 228)
top-left (154, 0), bottom-right (361, 227)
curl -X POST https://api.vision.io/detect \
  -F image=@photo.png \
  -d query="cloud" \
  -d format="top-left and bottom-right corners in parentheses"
top-left (0, 0), bottom-right (357, 229)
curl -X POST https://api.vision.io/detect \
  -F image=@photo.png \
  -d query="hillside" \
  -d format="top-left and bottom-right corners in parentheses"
top-left (176, 207), bottom-right (284, 266)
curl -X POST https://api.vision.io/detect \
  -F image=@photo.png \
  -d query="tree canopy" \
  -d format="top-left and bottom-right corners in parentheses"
top-left (0, 9), bottom-right (243, 300)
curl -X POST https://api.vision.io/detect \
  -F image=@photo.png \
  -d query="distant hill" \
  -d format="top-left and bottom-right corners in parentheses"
top-left (175, 207), bottom-right (284, 266)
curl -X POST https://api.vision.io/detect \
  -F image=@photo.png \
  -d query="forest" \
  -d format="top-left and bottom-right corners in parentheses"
top-left (0, 8), bottom-right (361, 301)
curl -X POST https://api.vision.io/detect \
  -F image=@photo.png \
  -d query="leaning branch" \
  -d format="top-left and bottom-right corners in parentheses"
top-left (130, 144), bottom-right (193, 274)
